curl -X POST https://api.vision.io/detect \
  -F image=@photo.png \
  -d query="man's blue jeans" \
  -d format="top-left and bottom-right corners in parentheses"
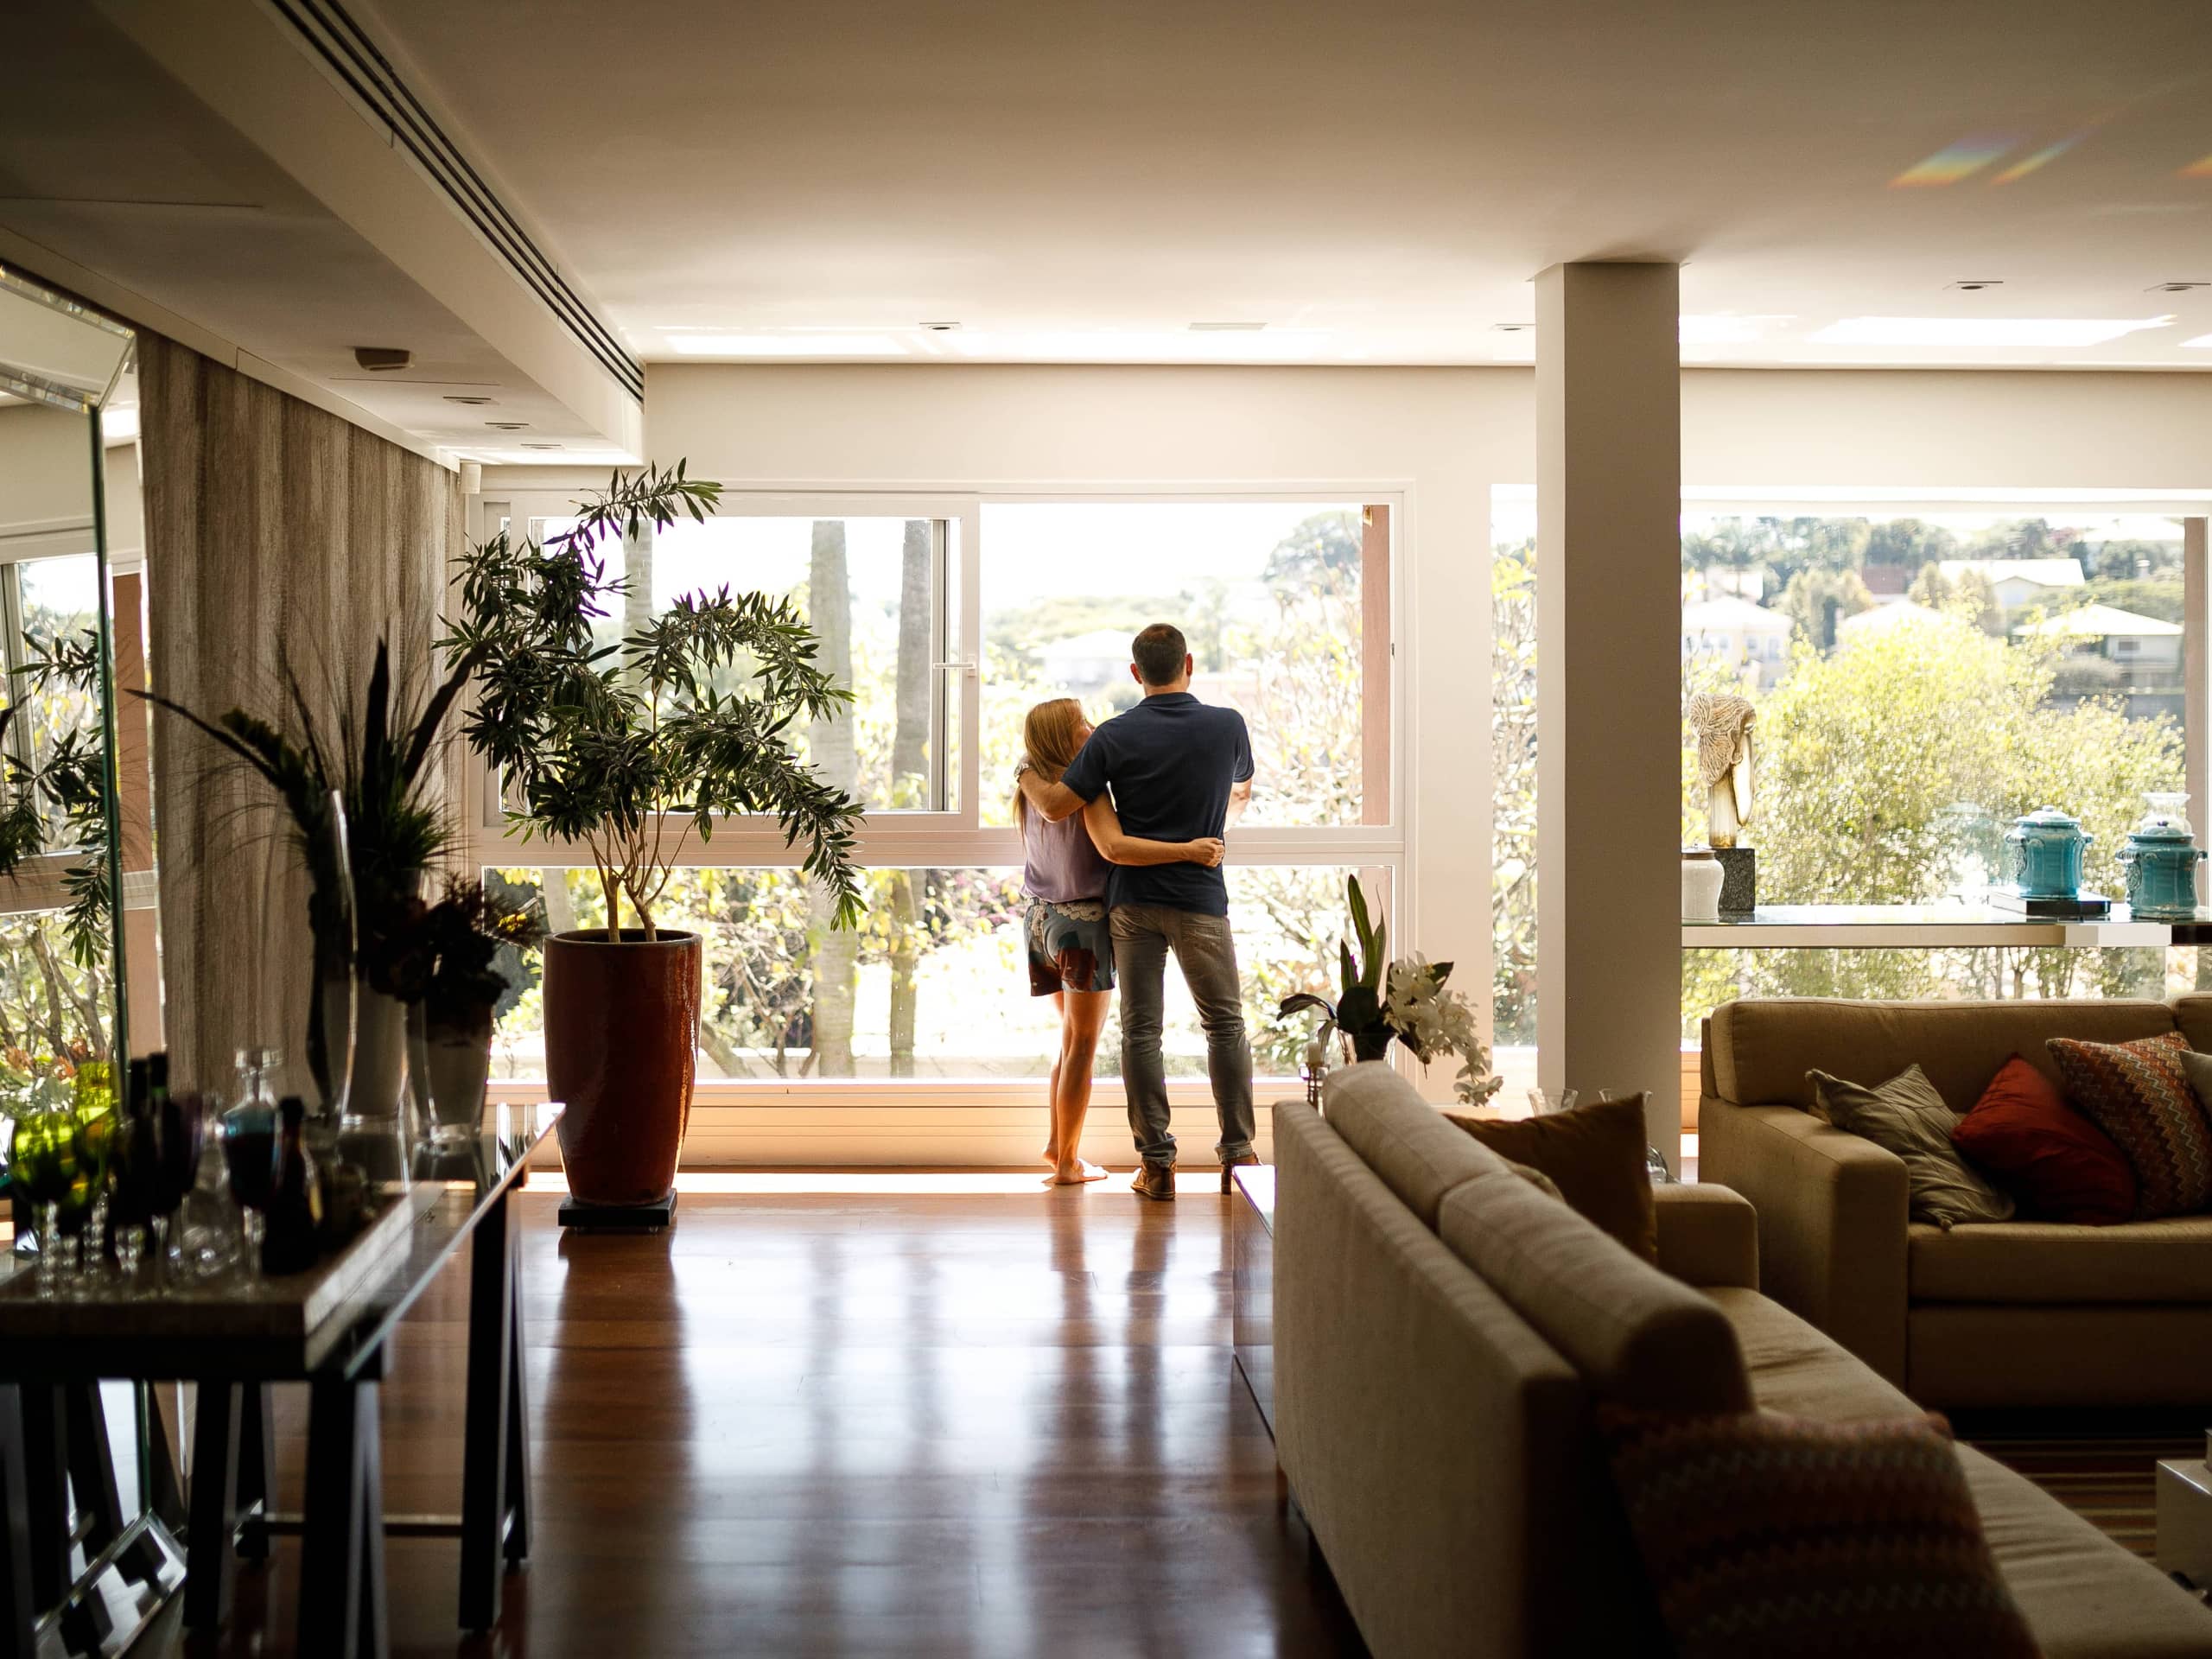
top-left (1110, 904), bottom-right (1255, 1170)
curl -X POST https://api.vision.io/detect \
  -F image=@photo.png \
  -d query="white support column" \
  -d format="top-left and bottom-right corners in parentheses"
top-left (2186, 518), bottom-right (2209, 837)
top-left (1535, 262), bottom-right (1682, 1166)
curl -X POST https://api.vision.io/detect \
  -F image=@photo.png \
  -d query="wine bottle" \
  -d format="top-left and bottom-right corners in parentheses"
top-left (262, 1097), bottom-right (324, 1276)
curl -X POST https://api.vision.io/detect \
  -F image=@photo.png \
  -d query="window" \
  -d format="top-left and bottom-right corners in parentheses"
top-left (1677, 507), bottom-right (2195, 1032)
top-left (467, 493), bottom-right (1402, 1092)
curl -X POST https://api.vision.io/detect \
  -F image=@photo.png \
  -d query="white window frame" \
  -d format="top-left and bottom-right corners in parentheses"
top-left (463, 485), bottom-right (1411, 1120)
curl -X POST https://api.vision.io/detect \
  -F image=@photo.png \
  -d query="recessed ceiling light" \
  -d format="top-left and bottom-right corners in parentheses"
top-left (1946, 280), bottom-right (2005, 292)
top-left (1188, 321), bottom-right (1268, 332)
top-left (1491, 322), bottom-right (1533, 333)
top-left (520, 442), bottom-right (563, 450)
top-left (918, 321), bottom-right (962, 333)
top-left (443, 394), bottom-right (493, 405)
top-left (1806, 315), bottom-right (2174, 347)
top-left (2151, 282), bottom-right (2209, 293)
top-left (485, 420), bottom-right (529, 430)
top-left (666, 334), bottom-right (902, 356)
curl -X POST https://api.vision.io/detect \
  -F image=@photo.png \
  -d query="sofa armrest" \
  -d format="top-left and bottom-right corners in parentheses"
top-left (1699, 1098), bottom-right (1910, 1385)
top-left (1654, 1185), bottom-right (1758, 1289)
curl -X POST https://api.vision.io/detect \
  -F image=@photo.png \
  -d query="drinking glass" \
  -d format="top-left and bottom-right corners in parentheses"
top-left (11, 1102), bottom-right (82, 1300)
top-left (1527, 1088), bottom-right (1580, 1116)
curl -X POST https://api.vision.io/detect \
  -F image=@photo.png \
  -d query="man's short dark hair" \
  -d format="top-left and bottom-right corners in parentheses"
top-left (1131, 623), bottom-right (1188, 687)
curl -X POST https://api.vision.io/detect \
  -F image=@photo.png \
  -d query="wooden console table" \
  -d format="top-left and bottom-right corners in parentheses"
top-left (0, 1103), bottom-right (558, 1659)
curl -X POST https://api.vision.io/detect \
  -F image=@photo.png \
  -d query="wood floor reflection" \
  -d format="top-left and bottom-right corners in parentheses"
top-left (149, 1175), bottom-right (1366, 1657)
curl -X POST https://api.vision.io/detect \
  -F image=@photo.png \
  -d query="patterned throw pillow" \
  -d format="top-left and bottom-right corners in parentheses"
top-left (2046, 1033), bottom-right (2212, 1220)
top-left (1599, 1407), bottom-right (2038, 1659)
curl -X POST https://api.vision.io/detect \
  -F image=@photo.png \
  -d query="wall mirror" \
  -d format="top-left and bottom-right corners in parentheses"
top-left (0, 264), bottom-right (156, 1132)
top-left (0, 264), bottom-right (162, 1529)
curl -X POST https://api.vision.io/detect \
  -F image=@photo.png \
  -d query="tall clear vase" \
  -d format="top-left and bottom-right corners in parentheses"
top-left (305, 790), bottom-right (356, 1142)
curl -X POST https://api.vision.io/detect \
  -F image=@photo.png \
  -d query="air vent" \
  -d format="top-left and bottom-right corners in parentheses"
top-left (443, 394), bottom-right (493, 405)
top-left (1491, 322), bottom-right (1534, 334)
top-left (1947, 279), bottom-right (2004, 292)
top-left (520, 442), bottom-right (563, 450)
top-left (2150, 282), bottom-right (2209, 293)
top-left (267, 0), bottom-right (643, 402)
top-left (485, 421), bottom-right (529, 431)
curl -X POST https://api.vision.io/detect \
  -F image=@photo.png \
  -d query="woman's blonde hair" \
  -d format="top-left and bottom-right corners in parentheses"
top-left (1016, 697), bottom-right (1089, 835)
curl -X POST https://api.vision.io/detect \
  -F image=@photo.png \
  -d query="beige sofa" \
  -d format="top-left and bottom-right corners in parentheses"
top-left (1273, 1065), bottom-right (2212, 1659)
top-left (1700, 996), bottom-right (2212, 1408)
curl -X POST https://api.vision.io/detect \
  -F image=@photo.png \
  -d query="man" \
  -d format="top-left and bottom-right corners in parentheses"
top-left (1023, 623), bottom-right (1255, 1201)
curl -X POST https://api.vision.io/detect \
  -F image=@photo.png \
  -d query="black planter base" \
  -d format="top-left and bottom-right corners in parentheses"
top-left (557, 1190), bottom-right (678, 1232)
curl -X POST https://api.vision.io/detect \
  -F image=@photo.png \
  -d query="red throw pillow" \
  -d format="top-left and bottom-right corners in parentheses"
top-left (1599, 1406), bottom-right (2038, 1659)
top-left (1950, 1053), bottom-right (2136, 1225)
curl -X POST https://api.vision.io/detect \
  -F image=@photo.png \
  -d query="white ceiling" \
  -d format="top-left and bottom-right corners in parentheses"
top-left (359, 0), bottom-right (2212, 370)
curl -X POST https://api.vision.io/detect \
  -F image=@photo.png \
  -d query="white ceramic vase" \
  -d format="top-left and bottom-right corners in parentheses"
top-left (346, 987), bottom-right (410, 1123)
top-left (1681, 849), bottom-right (1724, 923)
top-left (424, 1027), bottom-right (492, 1146)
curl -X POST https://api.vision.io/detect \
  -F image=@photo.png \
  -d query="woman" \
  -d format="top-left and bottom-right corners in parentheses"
top-left (1015, 697), bottom-right (1224, 1185)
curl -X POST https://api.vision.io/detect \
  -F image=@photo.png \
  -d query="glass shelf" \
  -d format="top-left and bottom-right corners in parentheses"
top-left (1682, 904), bottom-right (2178, 949)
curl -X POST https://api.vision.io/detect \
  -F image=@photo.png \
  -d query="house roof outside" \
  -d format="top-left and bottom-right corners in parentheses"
top-left (1681, 595), bottom-right (1792, 634)
top-left (1836, 601), bottom-right (1955, 640)
top-left (1938, 558), bottom-right (2086, 590)
top-left (2012, 603), bottom-right (2183, 639)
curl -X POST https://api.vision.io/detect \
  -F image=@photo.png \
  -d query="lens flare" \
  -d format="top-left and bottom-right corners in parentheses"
top-left (2183, 154), bottom-right (2212, 180)
top-left (1993, 133), bottom-right (2087, 184)
top-left (1891, 134), bottom-right (2022, 188)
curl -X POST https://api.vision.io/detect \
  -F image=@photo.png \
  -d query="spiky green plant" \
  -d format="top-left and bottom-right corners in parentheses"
top-left (140, 637), bottom-right (479, 1101)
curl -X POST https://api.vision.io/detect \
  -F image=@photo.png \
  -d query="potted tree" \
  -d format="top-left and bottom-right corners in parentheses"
top-left (444, 465), bottom-right (865, 1208)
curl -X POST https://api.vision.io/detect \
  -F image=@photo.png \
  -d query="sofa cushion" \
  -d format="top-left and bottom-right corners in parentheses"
top-left (1950, 1054), bottom-right (2137, 1225)
top-left (2047, 1033), bottom-right (2212, 1220)
top-left (1599, 1406), bottom-right (2038, 1659)
top-left (1908, 1216), bottom-right (2212, 1304)
top-left (1810, 1065), bottom-right (2015, 1230)
top-left (1710, 997), bottom-right (2178, 1114)
top-left (1321, 1061), bottom-right (1503, 1228)
top-left (1707, 1287), bottom-right (1923, 1422)
top-left (1436, 1170), bottom-right (1752, 1414)
top-left (1443, 1093), bottom-right (1659, 1259)
top-left (1954, 1442), bottom-right (2212, 1658)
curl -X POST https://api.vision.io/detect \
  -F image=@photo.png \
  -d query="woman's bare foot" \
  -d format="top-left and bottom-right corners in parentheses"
top-left (1045, 1159), bottom-right (1109, 1186)
top-left (1041, 1141), bottom-right (1059, 1169)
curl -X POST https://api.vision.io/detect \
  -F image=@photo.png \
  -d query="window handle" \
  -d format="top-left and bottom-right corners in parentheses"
top-left (932, 657), bottom-right (977, 679)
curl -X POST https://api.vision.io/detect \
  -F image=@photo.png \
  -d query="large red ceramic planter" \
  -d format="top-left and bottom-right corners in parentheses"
top-left (543, 929), bottom-right (702, 1205)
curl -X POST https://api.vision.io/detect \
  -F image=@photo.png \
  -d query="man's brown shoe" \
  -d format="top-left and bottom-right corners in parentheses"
top-left (1132, 1163), bottom-right (1177, 1202)
top-left (1219, 1153), bottom-right (1261, 1194)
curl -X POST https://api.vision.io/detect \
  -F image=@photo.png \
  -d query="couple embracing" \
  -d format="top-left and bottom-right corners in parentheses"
top-left (1014, 622), bottom-right (1257, 1199)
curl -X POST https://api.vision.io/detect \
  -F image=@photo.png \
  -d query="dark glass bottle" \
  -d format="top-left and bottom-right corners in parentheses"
top-left (108, 1060), bottom-right (162, 1231)
top-left (262, 1097), bottom-right (325, 1277)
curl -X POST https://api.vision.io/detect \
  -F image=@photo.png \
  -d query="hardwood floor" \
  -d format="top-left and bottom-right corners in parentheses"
top-left (149, 1173), bottom-right (1365, 1657)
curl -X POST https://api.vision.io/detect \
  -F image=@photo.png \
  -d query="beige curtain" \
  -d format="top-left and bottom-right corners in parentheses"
top-left (138, 334), bottom-right (461, 1095)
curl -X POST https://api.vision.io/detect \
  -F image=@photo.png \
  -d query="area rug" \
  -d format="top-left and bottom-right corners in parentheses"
top-left (1965, 1427), bottom-right (2200, 1560)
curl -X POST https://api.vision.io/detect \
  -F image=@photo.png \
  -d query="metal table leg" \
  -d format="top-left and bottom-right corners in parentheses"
top-left (460, 1187), bottom-right (518, 1629)
top-left (297, 1373), bottom-right (387, 1659)
top-left (183, 1383), bottom-right (241, 1632)
top-left (0, 1385), bottom-right (36, 1659)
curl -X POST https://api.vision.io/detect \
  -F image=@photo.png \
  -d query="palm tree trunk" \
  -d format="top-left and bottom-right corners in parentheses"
top-left (885, 520), bottom-right (931, 1076)
top-left (807, 522), bottom-right (859, 1077)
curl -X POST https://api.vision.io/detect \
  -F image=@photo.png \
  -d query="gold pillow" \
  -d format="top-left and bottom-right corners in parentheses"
top-left (1445, 1092), bottom-right (1657, 1261)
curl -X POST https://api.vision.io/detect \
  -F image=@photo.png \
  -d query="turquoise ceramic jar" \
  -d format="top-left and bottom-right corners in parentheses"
top-left (2003, 806), bottom-right (2090, 900)
top-left (2120, 794), bottom-right (2206, 920)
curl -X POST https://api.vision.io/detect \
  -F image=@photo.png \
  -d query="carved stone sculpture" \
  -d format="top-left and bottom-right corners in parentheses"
top-left (1688, 691), bottom-right (1756, 849)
